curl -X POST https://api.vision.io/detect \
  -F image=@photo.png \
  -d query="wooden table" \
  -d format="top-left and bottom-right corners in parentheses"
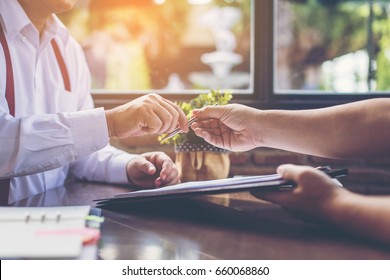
top-left (12, 180), bottom-right (390, 260)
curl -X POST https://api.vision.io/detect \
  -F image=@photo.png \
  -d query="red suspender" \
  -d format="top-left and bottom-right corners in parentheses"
top-left (0, 24), bottom-right (71, 205)
top-left (0, 25), bottom-right (13, 205)
top-left (51, 39), bottom-right (71, 92)
top-left (0, 24), bottom-right (15, 116)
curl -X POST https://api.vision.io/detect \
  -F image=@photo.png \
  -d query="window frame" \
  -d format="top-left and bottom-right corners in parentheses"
top-left (268, 0), bottom-right (390, 110)
top-left (92, 0), bottom-right (260, 109)
top-left (92, 0), bottom-right (390, 110)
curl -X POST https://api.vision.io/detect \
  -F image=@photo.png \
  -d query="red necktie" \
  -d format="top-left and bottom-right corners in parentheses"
top-left (0, 24), bottom-right (71, 205)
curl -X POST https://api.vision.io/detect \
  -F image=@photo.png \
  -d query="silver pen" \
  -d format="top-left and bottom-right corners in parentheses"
top-left (160, 104), bottom-right (218, 141)
top-left (160, 116), bottom-right (198, 141)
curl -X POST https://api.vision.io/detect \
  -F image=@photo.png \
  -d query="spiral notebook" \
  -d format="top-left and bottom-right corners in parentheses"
top-left (0, 206), bottom-right (98, 259)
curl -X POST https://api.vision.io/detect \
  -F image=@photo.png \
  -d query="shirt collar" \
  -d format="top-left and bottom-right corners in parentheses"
top-left (46, 15), bottom-right (70, 46)
top-left (0, 0), bottom-right (70, 45)
top-left (0, 0), bottom-right (31, 40)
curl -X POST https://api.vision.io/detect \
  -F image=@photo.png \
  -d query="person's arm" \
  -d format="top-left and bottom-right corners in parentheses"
top-left (192, 99), bottom-right (390, 159)
top-left (0, 108), bottom-right (109, 178)
top-left (326, 192), bottom-right (390, 244)
top-left (70, 145), bottom-right (181, 188)
top-left (258, 98), bottom-right (390, 159)
top-left (251, 164), bottom-right (390, 244)
top-left (0, 50), bottom-right (186, 180)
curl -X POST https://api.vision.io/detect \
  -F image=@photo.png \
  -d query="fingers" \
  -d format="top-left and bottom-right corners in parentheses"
top-left (158, 155), bottom-right (180, 186)
top-left (251, 164), bottom-right (311, 203)
top-left (276, 164), bottom-right (329, 185)
top-left (152, 94), bottom-right (188, 133)
top-left (191, 117), bottom-right (226, 148)
top-left (141, 94), bottom-right (186, 135)
top-left (192, 127), bottom-right (226, 149)
top-left (130, 156), bottom-right (157, 176)
top-left (114, 94), bottom-right (188, 138)
top-left (152, 98), bottom-right (183, 134)
top-left (251, 164), bottom-right (331, 204)
top-left (192, 127), bottom-right (212, 142)
top-left (139, 110), bottom-right (164, 135)
top-left (192, 105), bottom-right (226, 120)
top-left (192, 119), bottom-right (218, 139)
top-left (159, 98), bottom-right (188, 132)
top-left (143, 152), bottom-right (180, 187)
top-left (277, 164), bottom-right (310, 180)
top-left (191, 118), bottom-right (220, 131)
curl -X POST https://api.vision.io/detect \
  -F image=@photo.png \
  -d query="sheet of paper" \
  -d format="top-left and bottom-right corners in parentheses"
top-left (96, 168), bottom-right (347, 205)
top-left (112, 174), bottom-right (289, 200)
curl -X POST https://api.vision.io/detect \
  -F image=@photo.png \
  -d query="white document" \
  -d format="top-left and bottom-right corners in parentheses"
top-left (96, 168), bottom-right (347, 206)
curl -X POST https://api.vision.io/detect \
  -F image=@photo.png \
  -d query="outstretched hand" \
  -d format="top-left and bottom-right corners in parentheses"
top-left (105, 93), bottom-right (188, 138)
top-left (191, 104), bottom-right (262, 152)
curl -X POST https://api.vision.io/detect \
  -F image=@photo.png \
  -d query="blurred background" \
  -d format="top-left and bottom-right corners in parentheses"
top-left (60, 0), bottom-right (390, 95)
top-left (59, 0), bottom-right (390, 194)
top-left (59, 0), bottom-right (252, 93)
top-left (275, 0), bottom-right (390, 93)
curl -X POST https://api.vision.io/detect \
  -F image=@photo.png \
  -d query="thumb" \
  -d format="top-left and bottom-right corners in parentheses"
top-left (276, 164), bottom-right (304, 181)
top-left (136, 157), bottom-right (157, 175)
top-left (193, 105), bottom-right (225, 119)
top-left (277, 164), bottom-right (326, 185)
top-left (251, 165), bottom-right (302, 202)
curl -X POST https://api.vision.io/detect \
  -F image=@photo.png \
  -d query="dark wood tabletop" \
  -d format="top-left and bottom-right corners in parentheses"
top-left (12, 180), bottom-right (390, 260)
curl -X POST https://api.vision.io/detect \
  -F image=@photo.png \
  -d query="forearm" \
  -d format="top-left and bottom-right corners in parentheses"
top-left (69, 144), bottom-right (136, 184)
top-left (0, 108), bottom-right (109, 177)
top-left (259, 98), bottom-right (390, 158)
top-left (325, 192), bottom-right (390, 244)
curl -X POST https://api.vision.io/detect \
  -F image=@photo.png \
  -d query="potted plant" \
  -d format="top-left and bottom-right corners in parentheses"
top-left (159, 89), bottom-right (232, 182)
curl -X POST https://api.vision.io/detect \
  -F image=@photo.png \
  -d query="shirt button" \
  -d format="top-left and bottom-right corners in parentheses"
top-left (22, 37), bottom-right (27, 42)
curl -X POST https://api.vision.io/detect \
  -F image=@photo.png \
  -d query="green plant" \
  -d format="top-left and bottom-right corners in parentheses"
top-left (158, 89), bottom-right (232, 146)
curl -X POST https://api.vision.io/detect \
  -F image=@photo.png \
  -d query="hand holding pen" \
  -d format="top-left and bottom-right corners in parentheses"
top-left (160, 104), bottom-right (218, 141)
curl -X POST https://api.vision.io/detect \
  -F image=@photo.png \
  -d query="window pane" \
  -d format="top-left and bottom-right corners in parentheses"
top-left (275, 0), bottom-right (390, 94)
top-left (60, 0), bottom-right (253, 94)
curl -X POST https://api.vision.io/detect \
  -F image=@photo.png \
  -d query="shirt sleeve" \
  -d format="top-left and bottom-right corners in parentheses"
top-left (0, 108), bottom-right (109, 178)
top-left (68, 144), bottom-right (137, 184)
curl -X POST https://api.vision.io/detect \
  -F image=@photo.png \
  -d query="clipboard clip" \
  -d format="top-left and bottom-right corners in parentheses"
top-left (315, 166), bottom-right (348, 179)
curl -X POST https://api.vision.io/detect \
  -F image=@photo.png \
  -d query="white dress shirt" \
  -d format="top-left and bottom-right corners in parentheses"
top-left (0, 0), bottom-right (136, 203)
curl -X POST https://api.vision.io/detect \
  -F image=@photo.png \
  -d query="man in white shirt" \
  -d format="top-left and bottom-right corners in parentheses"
top-left (0, 0), bottom-right (189, 204)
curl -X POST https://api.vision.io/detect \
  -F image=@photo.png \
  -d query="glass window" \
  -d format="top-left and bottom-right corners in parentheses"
top-left (59, 0), bottom-right (254, 95)
top-left (275, 0), bottom-right (390, 94)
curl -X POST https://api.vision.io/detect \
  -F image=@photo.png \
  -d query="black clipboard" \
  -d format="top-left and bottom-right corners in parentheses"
top-left (95, 167), bottom-right (348, 207)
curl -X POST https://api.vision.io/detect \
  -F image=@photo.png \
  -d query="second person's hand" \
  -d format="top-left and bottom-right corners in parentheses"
top-left (105, 93), bottom-right (188, 138)
top-left (191, 104), bottom-right (262, 151)
top-left (250, 164), bottom-right (349, 220)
